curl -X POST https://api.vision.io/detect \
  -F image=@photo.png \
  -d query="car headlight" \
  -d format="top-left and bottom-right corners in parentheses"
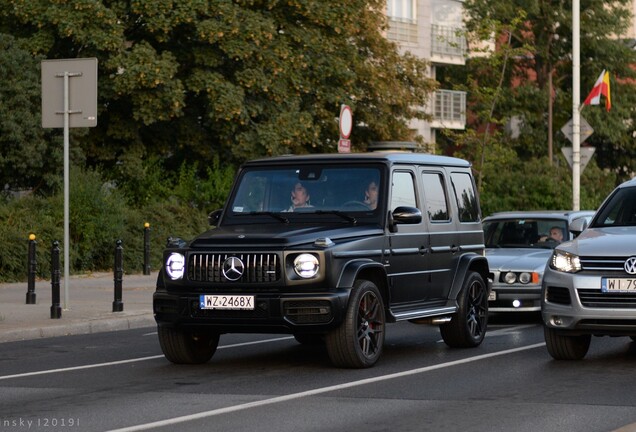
top-left (166, 252), bottom-right (185, 280)
top-left (518, 272), bottom-right (532, 284)
top-left (550, 250), bottom-right (581, 273)
top-left (504, 272), bottom-right (517, 284)
top-left (293, 253), bottom-right (320, 279)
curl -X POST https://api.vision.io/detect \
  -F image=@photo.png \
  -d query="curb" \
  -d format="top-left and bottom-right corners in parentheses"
top-left (0, 314), bottom-right (156, 344)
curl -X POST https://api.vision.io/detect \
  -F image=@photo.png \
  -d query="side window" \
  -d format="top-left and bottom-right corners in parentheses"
top-left (451, 172), bottom-right (480, 223)
top-left (390, 171), bottom-right (417, 210)
top-left (422, 172), bottom-right (449, 222)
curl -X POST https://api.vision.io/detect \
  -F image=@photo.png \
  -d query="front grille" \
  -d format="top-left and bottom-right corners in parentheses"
top-left (580, 256), bottom-right (629, 272)
top-left (546, 286), bottom-right (571, 305)
top-left (578, 288), bottom-right (636, 308)
top-left (188, 253), bottom-right (281, 283)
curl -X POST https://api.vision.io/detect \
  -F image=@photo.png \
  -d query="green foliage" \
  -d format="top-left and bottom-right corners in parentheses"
top-left (0, 166), bottom-right (212, 282)
top-left (0, 0), bottom-right (436, 194)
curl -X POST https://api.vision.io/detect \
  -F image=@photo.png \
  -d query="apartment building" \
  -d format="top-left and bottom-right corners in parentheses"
top-left (386, 0), bottom-right (467, 152)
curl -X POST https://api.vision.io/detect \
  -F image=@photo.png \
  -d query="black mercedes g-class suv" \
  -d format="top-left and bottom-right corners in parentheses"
top-left (154, 152), bottom-right (490, 368)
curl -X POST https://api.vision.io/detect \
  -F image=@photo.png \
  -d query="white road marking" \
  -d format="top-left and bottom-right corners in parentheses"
top-left (106, 342), bottom-right (546, 432)
top-left (0, 336), bottom-right (294, 381)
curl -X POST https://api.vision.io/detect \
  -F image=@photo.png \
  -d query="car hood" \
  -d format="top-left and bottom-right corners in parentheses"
top-left (557, 226), bottom-right (636, 257)
top-left (485, 248), bottom-right (553, 272)
top-left (188, 224), bottom-right (383, 248)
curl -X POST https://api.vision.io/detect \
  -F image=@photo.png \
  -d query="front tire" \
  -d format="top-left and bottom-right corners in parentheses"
top-left (158, 326), bottom-right (220, 364)
top-left (544, 326), bottom-right (591, 360)
top-left (440, 271), bottom-right (488, 348)
top-left (326, 279), bottom-right (385, 368)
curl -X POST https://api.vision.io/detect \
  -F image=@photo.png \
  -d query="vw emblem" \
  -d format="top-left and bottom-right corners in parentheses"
top-left (625, 257), bottom-right (636, 275)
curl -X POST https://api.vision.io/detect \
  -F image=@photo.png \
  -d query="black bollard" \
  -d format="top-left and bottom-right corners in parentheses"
top-left (50, 241), bottom-right (62, 319)
top-left (143, 222), bottom-right (151, 275)
top-left (113, 239), bottom-right (124, 312)
top-left (26, 234), bottom-right (37, 304)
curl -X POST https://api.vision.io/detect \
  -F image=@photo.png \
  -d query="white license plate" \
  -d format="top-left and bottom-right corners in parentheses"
top-left (601, 278), bottom-right (636, 293)
top-left (199, 295), bottom-right (254, 310)
top-left (488, 290), bottom-right (497, 301)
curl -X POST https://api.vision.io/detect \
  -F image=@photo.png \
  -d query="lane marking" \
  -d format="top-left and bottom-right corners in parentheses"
top-left (106, 342), bottom-right (546, 432)
top-left (0, 336), bottom-right (293, 381)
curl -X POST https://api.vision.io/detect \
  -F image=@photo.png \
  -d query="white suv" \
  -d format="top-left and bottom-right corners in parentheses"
top-left (542, 177), bottom-right (636, 359)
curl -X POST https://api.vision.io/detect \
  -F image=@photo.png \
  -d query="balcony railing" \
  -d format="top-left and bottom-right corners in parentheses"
top-left (387, 17), bottom-right (418, 44)
top-left (431, 24), bottom-right (466, 65)
top-left (431, 90), bottom-right (466, 129)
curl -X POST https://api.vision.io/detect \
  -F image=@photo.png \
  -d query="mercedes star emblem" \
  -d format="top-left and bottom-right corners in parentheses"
top-left (222, 256), bottom-right (245, 281)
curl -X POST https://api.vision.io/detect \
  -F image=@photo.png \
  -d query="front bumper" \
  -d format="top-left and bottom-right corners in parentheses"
top-left (541, 269), bottom-right (636, 336)
top-left (153, 289), bottom-right (350, 334)
top-left (488, 284), bottom-right (541, 312)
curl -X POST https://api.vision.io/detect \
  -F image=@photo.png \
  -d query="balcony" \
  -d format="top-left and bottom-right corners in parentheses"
top-left (387, 17), bottom-right (418, 44)
top-left (430, 24), bottom-right (466, 65)
top-left (430, 90), bottom-right (466, 130)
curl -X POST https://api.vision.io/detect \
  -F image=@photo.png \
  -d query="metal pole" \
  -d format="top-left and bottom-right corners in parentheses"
top-left (26, 234), bottom-right (37, 304)
top-left (63, 71), bottom-right (71, 308)
top-left (572, 0), bottom-right (581, 211)
top-left (143, 222), bottom-right (151, 275)
top-left (113, 240), bottom-right (124, 312)
top-left (51, 241), bottom-right (62, 319)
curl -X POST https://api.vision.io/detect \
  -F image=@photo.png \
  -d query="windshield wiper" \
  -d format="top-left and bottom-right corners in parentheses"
top-left (315, 210), bottom-right (357, 225)
top-left (244, 211), bottom-right (289, 223)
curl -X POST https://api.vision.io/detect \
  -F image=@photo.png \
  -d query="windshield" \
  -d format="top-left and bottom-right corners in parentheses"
top-left (483, 218), bottom-right (568, 248)
top-left (592, 186), bottom-right (636, 227)
top-left (227, 165), bottom-right (382, 217)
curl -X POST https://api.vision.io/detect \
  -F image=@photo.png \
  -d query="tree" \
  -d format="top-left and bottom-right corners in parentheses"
top-left (0, 34), bottom-right (63, 194)
top-left (0, 0), bottom-right (436, 195)
top-left (459, 0), bottom-right (636, 183)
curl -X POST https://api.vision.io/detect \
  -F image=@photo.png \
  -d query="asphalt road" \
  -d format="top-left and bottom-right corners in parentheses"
top-left (2, 315), bottom-right (636, 432)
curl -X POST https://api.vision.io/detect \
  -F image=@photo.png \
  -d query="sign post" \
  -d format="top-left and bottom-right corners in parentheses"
top-left (41, 58), bottom-right (98, 309)
top-left (338, 105), bottom-right (352, 153)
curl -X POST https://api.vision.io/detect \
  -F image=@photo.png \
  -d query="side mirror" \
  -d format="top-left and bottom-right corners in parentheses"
top-left (392, 206), bottom-right (422, 225)
top-left (208, 209), bottom-right (223, 226)
top-left (569, 216), bottom-right (591, 237)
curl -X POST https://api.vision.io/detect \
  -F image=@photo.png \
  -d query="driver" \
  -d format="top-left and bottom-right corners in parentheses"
top-left (363, 181), bottom-right (379, 210)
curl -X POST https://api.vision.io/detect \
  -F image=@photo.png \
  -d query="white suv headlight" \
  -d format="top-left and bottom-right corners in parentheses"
top-left (550, 250), bottom-right (581, 273)
top-left (166, 252), bottom-right (185, 280)
top-left (293, 253), bottom-right (320, 278)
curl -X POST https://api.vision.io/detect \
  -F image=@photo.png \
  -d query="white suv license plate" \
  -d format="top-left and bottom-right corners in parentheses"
top-left (200, 295), bottom-right (254, 310)
top-left (601, 278), bottom-right (636, 293)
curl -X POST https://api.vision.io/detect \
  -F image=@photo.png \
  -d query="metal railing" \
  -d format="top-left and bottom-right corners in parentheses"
top-left (432, 90), bottom-right (466, 128)
top-left (431, 24), bottom-right (466, 60)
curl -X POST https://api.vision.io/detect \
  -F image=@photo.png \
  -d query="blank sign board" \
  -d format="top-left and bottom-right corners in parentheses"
top-left (41, 58), bottom-right (98, 128)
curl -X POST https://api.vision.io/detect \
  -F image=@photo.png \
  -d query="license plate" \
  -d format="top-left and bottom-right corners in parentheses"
top-left (488, 290), bottom-right (497, 301)
top-left (199, 295), bottom-right (254, 310)
top-left (601, 278), bottom-right (636, 293)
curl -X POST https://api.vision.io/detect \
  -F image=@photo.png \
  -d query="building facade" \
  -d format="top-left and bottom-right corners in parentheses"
top-left (386, 0), bottom-right (467, 152)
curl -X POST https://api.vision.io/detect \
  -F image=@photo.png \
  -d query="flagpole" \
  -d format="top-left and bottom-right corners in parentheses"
top-left (572, 0), bottom-right (581, 211)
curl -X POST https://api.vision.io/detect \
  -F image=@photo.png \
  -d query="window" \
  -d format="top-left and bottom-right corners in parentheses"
top-left (451, 172), bottom-right (479, 223)
top-left (422, 172), bottom-right (449, 222)
top-left (391, 171), bottom-right (417, 210)
top-left (387, 0), bottom-right (416, 21)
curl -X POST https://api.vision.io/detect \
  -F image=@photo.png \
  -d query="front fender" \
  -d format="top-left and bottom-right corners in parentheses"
top-left (448, 254), bottom-right (490, 300)
top-left (336, 259), bottom-right (386, 289)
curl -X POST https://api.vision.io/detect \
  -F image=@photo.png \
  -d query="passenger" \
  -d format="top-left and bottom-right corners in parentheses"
top-left (364, 180), bottom-right (379, 210)
top-left (286, 182), bottom-right (313, 211)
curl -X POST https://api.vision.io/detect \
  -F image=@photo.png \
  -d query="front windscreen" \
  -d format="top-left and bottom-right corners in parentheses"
top-left (592, 187), bottom-right (636, 227)
top-left (483, 218), bottom-right (568, 248)
top-left (228, 165), bottom-right (382, 215)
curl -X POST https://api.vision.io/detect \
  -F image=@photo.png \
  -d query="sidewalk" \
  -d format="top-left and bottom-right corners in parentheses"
top-left (0, 271), bottom-right (157, 343)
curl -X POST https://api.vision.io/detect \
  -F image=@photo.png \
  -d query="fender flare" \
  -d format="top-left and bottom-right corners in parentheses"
top-left (336, 259), bottom-right (387, 290)
top-left (448, 253), bottom-right (490, 300)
